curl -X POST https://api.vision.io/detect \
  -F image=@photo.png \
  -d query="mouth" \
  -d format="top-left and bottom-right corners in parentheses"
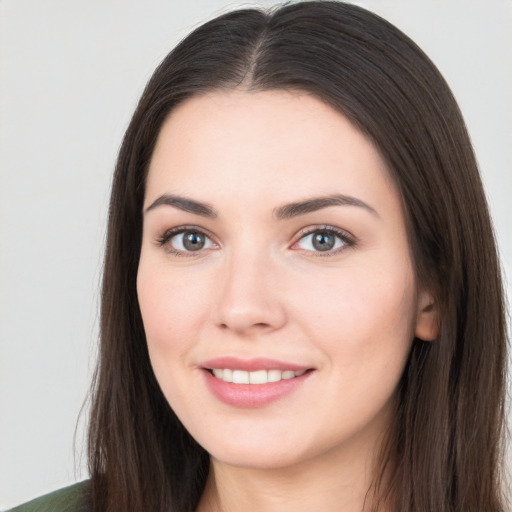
top-left (207, 368), bottom-right (310, 384)
top-left (200, 357), bottom-right (315, 408)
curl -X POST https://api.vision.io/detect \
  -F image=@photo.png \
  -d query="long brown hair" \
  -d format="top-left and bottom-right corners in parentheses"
top-left (88, 2), bottom-right (508, 511)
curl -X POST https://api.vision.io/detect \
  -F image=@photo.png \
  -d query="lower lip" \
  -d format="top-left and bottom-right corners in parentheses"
top-left (202, 370), bottom-right (313, 408)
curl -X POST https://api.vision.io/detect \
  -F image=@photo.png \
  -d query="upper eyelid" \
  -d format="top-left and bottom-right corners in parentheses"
top-left (156, 224), bottom-right (355, 249)
top-left (157, 226), bottom-right (217, 257)
top-left (159, 225), bottom-right (216, 242)
top-left (290, 226), bottom-right (356, 255)
top-left (293, 225), bottom-right (355, 242)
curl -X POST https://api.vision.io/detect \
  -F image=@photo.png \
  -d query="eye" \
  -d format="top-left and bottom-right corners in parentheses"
top-left (159, 228), bottom-right (216, 255)
top-left (294, 227), bottom-right (353, 254)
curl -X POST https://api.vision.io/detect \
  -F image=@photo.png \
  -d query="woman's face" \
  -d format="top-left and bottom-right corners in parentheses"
top-left (137, 90), bottom-right (436, 470)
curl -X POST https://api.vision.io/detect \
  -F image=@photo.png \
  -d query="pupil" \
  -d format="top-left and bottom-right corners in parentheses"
top-left (312, 232), bottom-right (335, 251)
top-left (183, 232), bottom-right (205, 251)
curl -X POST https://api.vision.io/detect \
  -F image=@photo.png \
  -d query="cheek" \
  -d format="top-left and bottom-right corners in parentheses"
top-left (137, 264), bottom-right (211, 363)
top-left (293, 262), bottom-right (416, 372)
top-left (292, 264), bottom-right (416, 437)
top-left (136, 265), bottom-right (213, 417)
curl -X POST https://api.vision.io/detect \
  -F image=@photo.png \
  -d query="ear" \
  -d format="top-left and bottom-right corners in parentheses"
top-left (414, 290), bottom-right (439, 341)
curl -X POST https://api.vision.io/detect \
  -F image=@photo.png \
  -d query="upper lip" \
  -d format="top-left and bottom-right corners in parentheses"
top-left (201, 357), bottom-right (312, 372)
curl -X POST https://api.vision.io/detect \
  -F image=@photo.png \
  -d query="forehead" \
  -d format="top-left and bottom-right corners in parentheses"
top-left (145, 89), bottom-right (398, 214)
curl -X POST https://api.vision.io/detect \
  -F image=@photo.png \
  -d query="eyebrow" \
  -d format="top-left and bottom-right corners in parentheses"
top-left (274, 194), bottom-right (378, 219)
top-left (145, 194), bottom-right (218, 218)
top-left (144, 192), bottom-right (377, 220)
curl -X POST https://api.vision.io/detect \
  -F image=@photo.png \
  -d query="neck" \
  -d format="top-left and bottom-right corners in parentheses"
top-left (196, 435), bottom-right (390, 512)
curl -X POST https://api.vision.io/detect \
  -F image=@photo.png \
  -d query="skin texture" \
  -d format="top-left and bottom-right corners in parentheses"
top-left (137, 90), bottom-right (438, 512)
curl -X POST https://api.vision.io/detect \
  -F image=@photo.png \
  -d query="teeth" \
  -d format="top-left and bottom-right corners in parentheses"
top-left (232, 370), bottom-right (249, 384)
top-left (249, 369), bottom-right (267, 384)
top-left (267, 369), bottom-right (282, 382)
top-left (211, 368), bottom-right (307, 384)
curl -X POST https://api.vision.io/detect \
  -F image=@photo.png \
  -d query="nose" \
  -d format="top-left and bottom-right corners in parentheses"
top-left (213, 250), bottom-right (287, 336)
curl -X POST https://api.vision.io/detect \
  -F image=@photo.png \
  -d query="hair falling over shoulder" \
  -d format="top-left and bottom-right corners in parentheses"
top-left (86, 2), bottom-right (509, 511)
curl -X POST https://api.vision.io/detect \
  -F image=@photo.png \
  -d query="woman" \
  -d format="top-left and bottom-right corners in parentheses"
top-left (9, 1), bottom-right (507, 511)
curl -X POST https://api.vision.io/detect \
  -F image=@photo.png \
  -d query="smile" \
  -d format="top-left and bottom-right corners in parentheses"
top-left (210, 368), bottom-right (307, 384)
top-left (201, 358), bottom-right (314, 408)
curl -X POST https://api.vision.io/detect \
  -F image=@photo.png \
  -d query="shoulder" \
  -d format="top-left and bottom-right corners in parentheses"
top-left (6, 481), bottom-right (89, 512)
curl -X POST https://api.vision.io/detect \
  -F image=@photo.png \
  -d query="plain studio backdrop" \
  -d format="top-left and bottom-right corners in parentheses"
top-left (0, 0), bottom-right (510, 508)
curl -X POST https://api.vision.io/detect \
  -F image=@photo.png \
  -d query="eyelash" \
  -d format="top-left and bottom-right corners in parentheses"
top-left (156, 225), bottom-right (217, 257)
top-left (156, 225), bottom-right (355, 257)
top-left (292, 225), bottom-right (355, 257)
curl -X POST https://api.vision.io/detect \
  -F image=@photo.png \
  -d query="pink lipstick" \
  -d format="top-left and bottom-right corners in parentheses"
top-left (201, 357), bottom-right (314, 408)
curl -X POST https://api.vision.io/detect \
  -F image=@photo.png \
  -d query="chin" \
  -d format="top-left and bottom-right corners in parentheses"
top-left (208, 444), bottom-right (306, 470)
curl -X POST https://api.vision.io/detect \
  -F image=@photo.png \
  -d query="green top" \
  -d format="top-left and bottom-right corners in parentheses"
top-left (6, 481), bottom-right (89, 512)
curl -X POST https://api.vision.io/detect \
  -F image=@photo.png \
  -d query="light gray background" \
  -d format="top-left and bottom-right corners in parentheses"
top-left (1, 0), bottom-right (511, 508)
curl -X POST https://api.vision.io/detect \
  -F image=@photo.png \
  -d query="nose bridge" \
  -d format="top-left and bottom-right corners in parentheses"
top-left (214, 237), bottom-right (286, 334)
